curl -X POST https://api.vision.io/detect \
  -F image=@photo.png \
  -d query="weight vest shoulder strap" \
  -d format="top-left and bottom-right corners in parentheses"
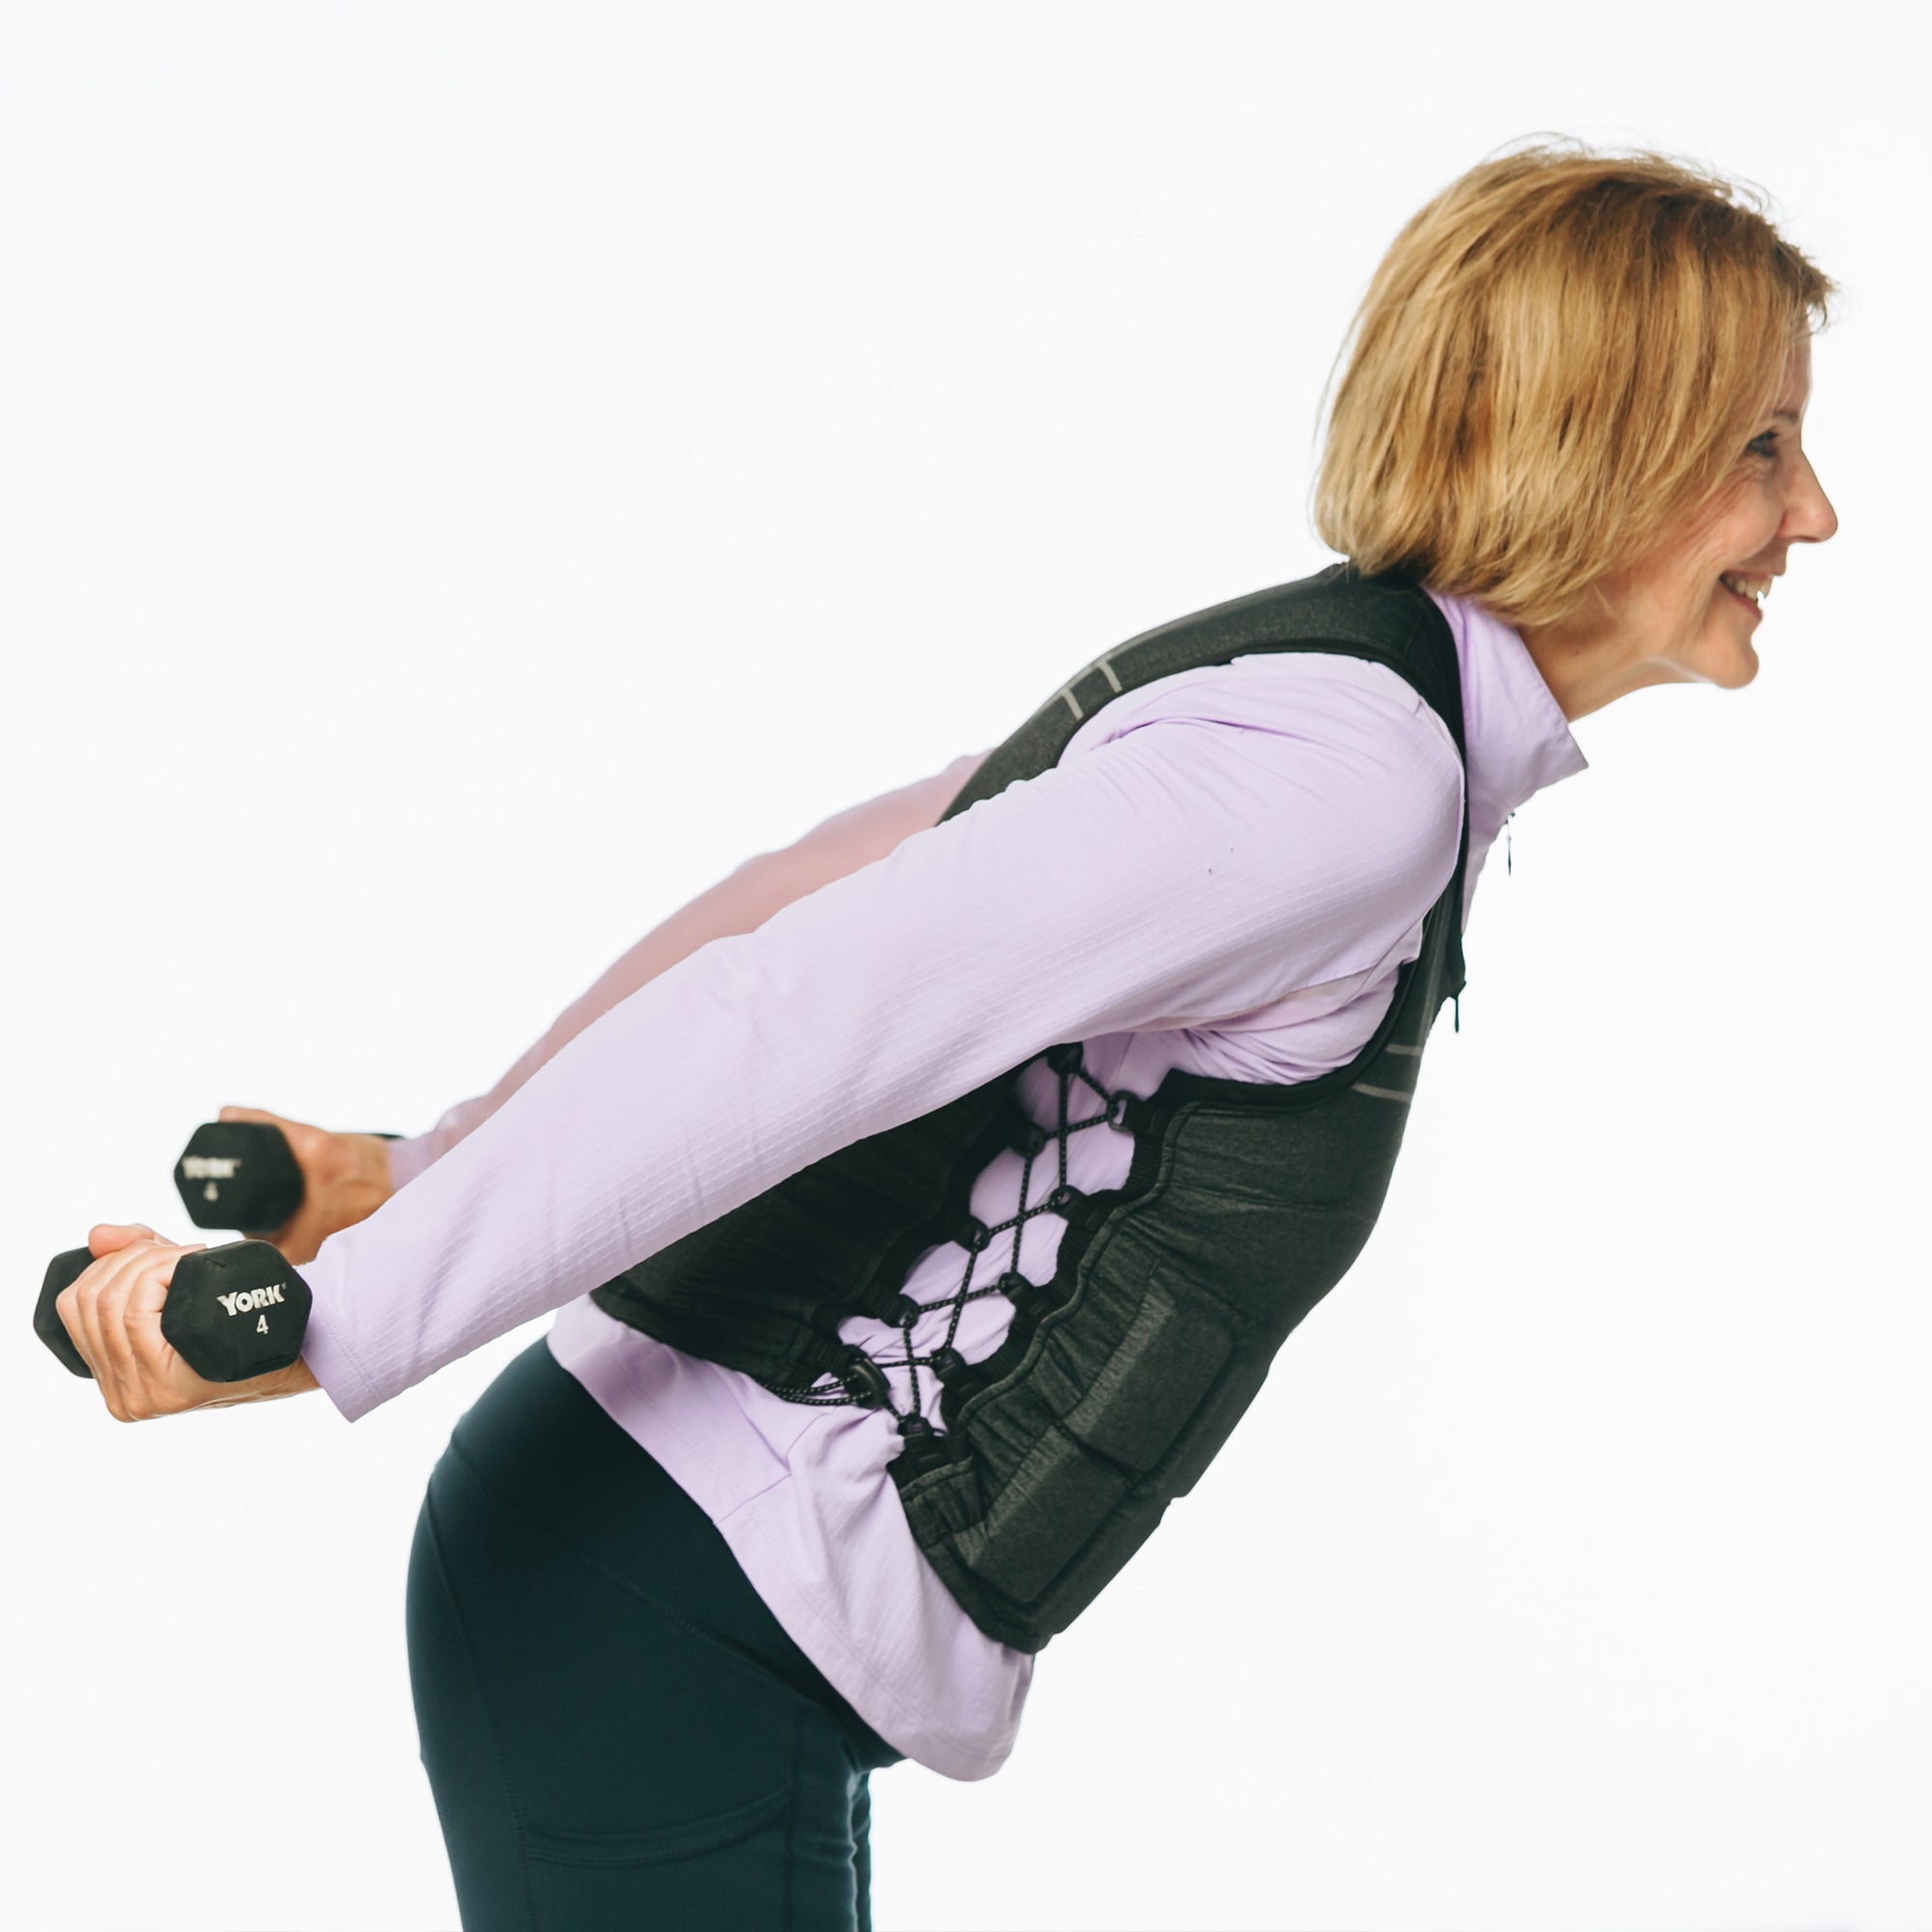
top-left (593, 563), bottom-right (1468, 1651)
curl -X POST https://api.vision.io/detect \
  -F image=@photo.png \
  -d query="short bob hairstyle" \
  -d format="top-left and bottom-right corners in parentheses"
top-left (1312, 137), bottom-right (1836, 631)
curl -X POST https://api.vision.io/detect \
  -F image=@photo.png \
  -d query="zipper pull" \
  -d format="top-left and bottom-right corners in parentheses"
top-left (1505, 810), bottom-right (1514, 877)
top-left (1453, 991), bottom-right (1461, 1034)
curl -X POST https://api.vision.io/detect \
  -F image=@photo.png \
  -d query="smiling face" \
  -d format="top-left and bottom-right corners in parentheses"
top-left (1517, 335), bottom-right (1838, 721)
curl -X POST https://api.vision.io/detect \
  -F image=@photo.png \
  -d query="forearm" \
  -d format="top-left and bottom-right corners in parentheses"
top-left (386, 749), bottom-right (989, 1188)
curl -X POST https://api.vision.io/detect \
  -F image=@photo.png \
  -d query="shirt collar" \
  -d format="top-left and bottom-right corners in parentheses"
top-left (1425, 588), bottom-right (1589, 863)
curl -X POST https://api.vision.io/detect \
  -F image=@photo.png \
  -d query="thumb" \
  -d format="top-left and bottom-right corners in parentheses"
top-left (218, 1104), bottom-right (287, 1126)
top-left (88, 1221), bottom-right (159, 1257)
top-left (127, 1241), bottom-right (211, 1318)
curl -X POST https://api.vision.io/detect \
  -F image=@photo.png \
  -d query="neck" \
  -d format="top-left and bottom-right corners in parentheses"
top-left (1514, 615), bottom-right (1677, 722)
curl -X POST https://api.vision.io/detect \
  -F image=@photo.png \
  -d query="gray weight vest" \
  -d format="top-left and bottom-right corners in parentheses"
top-left (592, 561), bottom-right (1469, 1653)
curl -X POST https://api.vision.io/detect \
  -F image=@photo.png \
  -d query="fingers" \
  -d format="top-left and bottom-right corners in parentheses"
top-left (60, 1242), bottom-right (154, 1411)
top-left (114, 1245), bottom-right (209, 1415)
top-left (52, 1275), bottom-right (99, 1379)
top-left (86, 1249), bottom-right (144, 1398)
top-left (57, 1238), bottom-right (206, 1421)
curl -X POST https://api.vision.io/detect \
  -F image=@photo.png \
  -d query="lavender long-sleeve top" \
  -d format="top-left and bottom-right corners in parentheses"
top-left (301, 588), bottom-right (1588, 1779)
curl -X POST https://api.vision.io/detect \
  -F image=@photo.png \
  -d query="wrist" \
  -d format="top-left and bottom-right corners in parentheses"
top-left (335, 1132), bottom-right (396, 1220)
top-left (277, 1356), bottom-right (321, 1397)
top-left (203, 1355), bottom-right (320, 1409)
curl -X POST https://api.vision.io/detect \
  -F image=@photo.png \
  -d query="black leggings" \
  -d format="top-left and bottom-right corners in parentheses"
top-left (406, 1339), bottom-right (906, 1930)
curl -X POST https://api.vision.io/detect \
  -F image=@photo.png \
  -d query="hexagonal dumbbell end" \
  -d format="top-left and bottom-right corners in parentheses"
top-left (35, 1248), bottom-right (96, 1377)
top-left (174, 1121), bottom-right (305, 1234)
top-left (34, 1240), bottom-right (311, 1384)
top-left (162, 1241), bottom-right (312, 1380)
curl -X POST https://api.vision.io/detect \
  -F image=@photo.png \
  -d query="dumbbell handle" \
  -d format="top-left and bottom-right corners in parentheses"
top-left (35, 1241), bottom-right (312, 1384)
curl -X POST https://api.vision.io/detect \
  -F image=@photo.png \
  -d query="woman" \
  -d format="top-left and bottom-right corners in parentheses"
top-left (53, 139), bottom-right (1837, 1928)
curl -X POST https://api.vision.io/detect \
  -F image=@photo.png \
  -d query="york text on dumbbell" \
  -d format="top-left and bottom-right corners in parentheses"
top-left (181, 1156), bottom-right (242, 1180)
top-left (215, 1285), bottom-right (286, 1317)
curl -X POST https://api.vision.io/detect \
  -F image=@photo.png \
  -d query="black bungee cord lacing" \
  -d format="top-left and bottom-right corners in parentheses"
top-left (760, 1043), bottom-right (1133, 1435)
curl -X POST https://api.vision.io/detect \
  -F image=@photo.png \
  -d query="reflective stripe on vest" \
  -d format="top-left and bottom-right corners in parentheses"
top-left (592, 562), bottom-right (1469, 1652)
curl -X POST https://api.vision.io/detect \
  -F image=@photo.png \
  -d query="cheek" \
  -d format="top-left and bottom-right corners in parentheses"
top-left (1720, 486), bottom-right (1784, 561)
top-left (1653, 527), bottom-right (1733, 613)
top-left (1676, 566), bottom-right (1726, 618)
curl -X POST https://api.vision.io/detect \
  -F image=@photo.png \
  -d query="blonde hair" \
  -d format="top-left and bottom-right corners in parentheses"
top-left (1311, 137), bottom-right (1836, 630)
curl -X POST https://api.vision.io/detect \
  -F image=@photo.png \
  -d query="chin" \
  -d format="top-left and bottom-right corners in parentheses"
top-left (1693, 644), bottom-right (1761, 690)
top-left (1691, 605), bottom-right (1764, 688)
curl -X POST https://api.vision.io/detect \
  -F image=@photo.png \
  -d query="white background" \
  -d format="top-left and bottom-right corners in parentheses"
top-left (2, 4), bottom-right (1922, 1928)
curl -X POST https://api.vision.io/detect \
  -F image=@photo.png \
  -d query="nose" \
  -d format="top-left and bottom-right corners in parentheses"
top-left (1786, 448), bottom-right (1838, 544)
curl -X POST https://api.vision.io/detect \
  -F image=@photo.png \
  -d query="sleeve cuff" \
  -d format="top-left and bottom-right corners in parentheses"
top-left (296, 1258), bottom-right (385, 1422)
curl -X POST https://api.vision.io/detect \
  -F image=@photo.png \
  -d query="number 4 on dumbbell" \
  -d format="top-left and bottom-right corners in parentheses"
top-left (34, 1241), bottom-right (313, 1383)
top-left (174, 1122), bottom-right (307, 1234)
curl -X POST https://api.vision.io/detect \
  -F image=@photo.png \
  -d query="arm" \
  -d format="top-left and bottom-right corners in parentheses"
top-left (63, 750), bottom-right (995, 1420)
top-left (386, 748), bottom-right (992, 1187)
top-left (298, 671), bottom-right (1463, 1422)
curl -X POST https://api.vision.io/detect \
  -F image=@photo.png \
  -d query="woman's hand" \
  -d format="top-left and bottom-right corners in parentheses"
top-left (54, 1224), bottom-right (320, 1421)
top-left (215, 1104), bottom-right (394, 1264)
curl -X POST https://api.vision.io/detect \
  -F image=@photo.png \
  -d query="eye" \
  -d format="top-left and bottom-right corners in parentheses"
top-left (1746, 430), bottom-right (1780, 462)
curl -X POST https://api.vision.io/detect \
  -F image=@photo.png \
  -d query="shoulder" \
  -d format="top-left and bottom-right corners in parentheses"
top-left (1034, 650), bottom-right (1463, 1006)
top-left (1063, 648), bottom-right (1463, 840)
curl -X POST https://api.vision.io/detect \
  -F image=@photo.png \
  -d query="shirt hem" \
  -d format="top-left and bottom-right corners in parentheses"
top-left (543, 1313), bottom-right (1026, 1782)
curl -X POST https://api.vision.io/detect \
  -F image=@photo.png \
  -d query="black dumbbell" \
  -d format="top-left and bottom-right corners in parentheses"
top-left (173, 1120), bottom-right (401, 1234)
top-left (35, 1240), bottom-right (312, 1383)
top-left (176, 1128), bottom-right (307, 1229)
top-left (174, 1122), bottom-right (306, 1233)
